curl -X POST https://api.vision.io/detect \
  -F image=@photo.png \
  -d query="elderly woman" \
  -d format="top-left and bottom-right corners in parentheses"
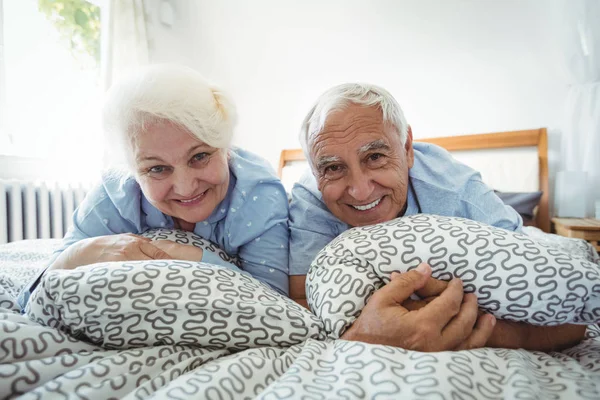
top-left (18, 64), bottom-right (289, 306)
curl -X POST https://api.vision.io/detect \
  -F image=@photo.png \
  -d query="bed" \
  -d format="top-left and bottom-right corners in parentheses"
top-left (1, 129), bottom-right (600, 399)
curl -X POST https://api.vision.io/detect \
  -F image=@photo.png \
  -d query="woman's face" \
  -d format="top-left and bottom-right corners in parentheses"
top-left (132, 121), bottom-right (230, 226)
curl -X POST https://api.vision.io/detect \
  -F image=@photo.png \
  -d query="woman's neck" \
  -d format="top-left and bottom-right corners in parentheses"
top-left (174, 218), bottom-right (195, 231)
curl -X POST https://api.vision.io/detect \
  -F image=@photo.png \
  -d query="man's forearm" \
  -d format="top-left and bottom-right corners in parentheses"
top-left (486, 321), bottom-right (586, 351)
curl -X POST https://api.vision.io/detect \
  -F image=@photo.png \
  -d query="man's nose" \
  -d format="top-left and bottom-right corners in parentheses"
top-left (347, 169), bottom-right (374, 201)
top-left (173, 168), bottom-right (197, 197)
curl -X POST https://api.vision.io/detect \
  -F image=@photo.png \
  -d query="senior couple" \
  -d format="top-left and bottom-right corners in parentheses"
top-left (19, 64), bottom-right (584, 352)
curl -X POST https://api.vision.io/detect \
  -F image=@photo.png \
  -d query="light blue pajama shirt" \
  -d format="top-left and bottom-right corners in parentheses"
top-left (18, 148), bottom-right (290, 307)
top-left (289, 142), bottom-right (523, 276)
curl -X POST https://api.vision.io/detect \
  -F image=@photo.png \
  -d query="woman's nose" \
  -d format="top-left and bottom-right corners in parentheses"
top-left (172, 168), bottom-right (198, 197)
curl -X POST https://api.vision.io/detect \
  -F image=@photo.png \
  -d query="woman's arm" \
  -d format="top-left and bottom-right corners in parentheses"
top-left (49, 234), bottom-right (172, 271)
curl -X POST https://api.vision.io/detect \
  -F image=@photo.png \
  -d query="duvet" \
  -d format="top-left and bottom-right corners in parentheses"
top-left (1, 228), bottom-right (600, 400)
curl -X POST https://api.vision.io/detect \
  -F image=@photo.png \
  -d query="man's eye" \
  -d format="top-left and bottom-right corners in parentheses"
top-left (369, 153), bottom-right (384, 162)
top-left (325, 165), bottom-right (340, 173)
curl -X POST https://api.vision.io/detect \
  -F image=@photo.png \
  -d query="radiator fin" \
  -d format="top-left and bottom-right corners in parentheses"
top-left (0, 180), bottom-right (90, 244)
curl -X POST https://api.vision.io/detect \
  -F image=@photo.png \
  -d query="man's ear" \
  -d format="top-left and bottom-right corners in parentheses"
top-left (405, 125), bottom-right (415, 168)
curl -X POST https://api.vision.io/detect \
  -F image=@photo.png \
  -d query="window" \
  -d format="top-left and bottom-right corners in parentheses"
top-left (0, 0), bottom-right (104, 180)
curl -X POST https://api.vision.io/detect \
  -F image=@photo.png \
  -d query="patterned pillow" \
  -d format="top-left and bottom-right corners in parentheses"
top-left (141, 228), bottom-right (242, 268)
top-left (306, 214), bottom-right (600, 338)
top-left (26, 260), bottom-right (324, 350)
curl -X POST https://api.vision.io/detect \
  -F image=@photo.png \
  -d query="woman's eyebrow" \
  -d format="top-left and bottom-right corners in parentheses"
top-left (187, 144), bottom-right (210, 155)
top-left (358, 140), bottom-right (390, 155)
top-left (137, 155), bottom-right (164, 163)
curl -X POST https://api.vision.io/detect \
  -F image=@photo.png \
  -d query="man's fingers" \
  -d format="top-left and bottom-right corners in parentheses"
top-left (140, 242), bottom-right (172, 260)
top-left (415, 270), bottom-right (448, 298)
top-left (454, 314), bottom-right (496, 351)
top-left (375, 264), bottom-right (432, 306)
top-left (417, 278), bottom-right (464, 324)
top-left (401, 299), bottom-right (429, 311)
top-left (439, 293), bottom-right (480, 349)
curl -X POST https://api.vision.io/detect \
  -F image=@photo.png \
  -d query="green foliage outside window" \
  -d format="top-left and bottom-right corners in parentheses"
top-left (38, 0), bottom-right (101, 67)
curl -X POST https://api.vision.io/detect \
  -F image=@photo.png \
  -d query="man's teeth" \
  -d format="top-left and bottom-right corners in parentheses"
top-left (352, 198), bottom-right (381, 211)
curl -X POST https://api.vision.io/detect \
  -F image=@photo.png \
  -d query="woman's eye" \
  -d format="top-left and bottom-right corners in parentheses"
top-left (192, 152), bottom-right (209, 163)
top-left (148, 166), bottom-right (166, 174)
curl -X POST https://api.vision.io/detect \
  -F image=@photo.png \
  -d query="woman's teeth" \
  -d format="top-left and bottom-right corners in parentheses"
top-left (352, 198), bottom-right (381, 211)
top-left (179, 192), bottom-right (205, 203)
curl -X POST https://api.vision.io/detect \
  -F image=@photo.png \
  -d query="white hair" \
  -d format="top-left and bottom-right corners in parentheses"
top-left (299, 83), bottom-right (408, 158)
top-left (103, 64), bottom-right (237, 164)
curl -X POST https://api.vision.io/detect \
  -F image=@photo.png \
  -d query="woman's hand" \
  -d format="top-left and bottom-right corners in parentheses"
top-left (152, 240), bottom-right (204, 261)
top-left (341, 263), bottom-right (496, 352)
top-left (48, 233), bottom-right (173, 271)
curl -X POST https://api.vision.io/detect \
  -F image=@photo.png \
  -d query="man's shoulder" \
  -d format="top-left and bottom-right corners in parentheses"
top-left (410, 142), bottom-right (482, 195)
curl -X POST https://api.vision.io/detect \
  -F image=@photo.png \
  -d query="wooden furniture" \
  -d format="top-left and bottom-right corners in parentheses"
top-left (279, 128), bottom-right (550, 232)
top-left (552, 218), bottom-right (600, 251)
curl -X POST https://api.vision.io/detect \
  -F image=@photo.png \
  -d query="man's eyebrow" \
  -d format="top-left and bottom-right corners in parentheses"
top-left (358, 140), bottom-right (391, 154)
top-left (315, 155), bottom-right (342, 170)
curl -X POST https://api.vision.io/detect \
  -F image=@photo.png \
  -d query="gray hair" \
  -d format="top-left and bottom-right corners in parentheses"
top-left (103, 64), bottom-right (237, 165)
top-left (299, 83), bottom-right (408, 158)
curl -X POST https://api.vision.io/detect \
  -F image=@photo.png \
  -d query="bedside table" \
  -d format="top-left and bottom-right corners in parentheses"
top-left (552, 218), bottom-right (600, 252)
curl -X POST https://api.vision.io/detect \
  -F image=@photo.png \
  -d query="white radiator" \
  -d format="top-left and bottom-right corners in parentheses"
top-left (0, 180), bottom-right (90, 244)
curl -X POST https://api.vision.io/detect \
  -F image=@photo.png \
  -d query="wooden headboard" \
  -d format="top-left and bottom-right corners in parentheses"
top-left (278, 128), bottom-right (550, 232)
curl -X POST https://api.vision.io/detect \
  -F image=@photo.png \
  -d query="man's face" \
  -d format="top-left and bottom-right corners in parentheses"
top-left (310, 104), bottom-right (414, 227)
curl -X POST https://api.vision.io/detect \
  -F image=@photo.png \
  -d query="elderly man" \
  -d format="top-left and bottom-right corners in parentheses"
top-left (289, 83), bottom-right (585, 352)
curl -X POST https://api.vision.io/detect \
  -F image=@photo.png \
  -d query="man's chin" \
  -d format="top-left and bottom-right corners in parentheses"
top-left (342, 212), bottom-right (393, 228)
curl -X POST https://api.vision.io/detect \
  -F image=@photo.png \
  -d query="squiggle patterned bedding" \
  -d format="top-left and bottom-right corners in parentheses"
top-left (1, 235), bottom-right (600, 399)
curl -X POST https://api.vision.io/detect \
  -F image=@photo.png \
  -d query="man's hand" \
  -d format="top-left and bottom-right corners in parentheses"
top-left (341, 263), bottom-right (496, 352)
top-left (400, 267), bottom-right (587, 351)
top-left (49, 233), bottom-right (173, 271)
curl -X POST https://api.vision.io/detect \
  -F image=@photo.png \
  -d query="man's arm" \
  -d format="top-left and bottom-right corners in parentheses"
top-left (288, 181), bottom-right (345, 305)
top-left (486, 321), bottom-right (586, 351)
top-left (459, 178), bottom-right (524, 232)
top-left (403, 282), bottom-right (587, 351)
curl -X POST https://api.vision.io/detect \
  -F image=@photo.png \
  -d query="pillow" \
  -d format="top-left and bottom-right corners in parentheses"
top-left (26, 260), bottom-right (324, 350)
top-left (306, 214), bottom-right (600, 338)
top-left (141, 228), bottom-right (242, 268)
top-left (494, 191), bottom-right (543, 221)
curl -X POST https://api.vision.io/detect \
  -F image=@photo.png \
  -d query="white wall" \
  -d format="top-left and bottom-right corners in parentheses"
top-left (144, 0), bottom-right (568, 214)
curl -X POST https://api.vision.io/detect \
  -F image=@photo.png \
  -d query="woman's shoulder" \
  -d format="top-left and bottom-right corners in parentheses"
top-left (82, 169), bottom-right (142, 218)
top-left (226, 148), bottom-right (288, 222)
top-left (228, 148), bottom-right (280, 183)
top-left (100, 168), bottom-right (140, 198)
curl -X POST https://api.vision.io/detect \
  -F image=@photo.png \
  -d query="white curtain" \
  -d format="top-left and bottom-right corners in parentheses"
top-left (559, 0), bottom-right (600, 217)
top-left (101, 0), bottom-right (149, 166)
top-left (102, 0), bottom-right (149, 91)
